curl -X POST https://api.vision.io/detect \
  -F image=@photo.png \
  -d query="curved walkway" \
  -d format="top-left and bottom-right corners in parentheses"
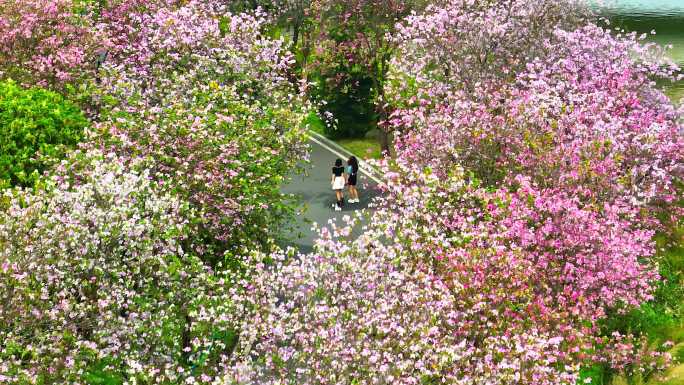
top-left (280, 132), bottom-right (383, 253)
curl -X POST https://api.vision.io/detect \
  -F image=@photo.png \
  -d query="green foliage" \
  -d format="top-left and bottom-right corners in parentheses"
top-left (83, 357), bottom-right (125, 385)
top-left (304, 111), bottom-right (326, 135)
top-left (579, 364), bottom-right (610, 385)
top-left (311, 70), bottom-right (376, 139)
top-left (675, 344), bottom-right (684, 364)
top-left (0, 79), bottom-right (87, 189)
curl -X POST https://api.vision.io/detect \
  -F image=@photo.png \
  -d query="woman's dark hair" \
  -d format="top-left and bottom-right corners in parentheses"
top-left (335, 158), bottom-right (343, 167)
top-left (347, 156), bottom-right (359, 173)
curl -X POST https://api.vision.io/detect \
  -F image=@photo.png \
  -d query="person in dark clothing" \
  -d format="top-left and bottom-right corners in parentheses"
top-left (346, 156), bottom-right (360, 203)
top-left (331, 158), bottom-right (346, 211)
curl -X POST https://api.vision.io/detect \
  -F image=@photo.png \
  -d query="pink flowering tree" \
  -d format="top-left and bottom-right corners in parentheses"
top-left (100, 3), bottom-right (293, 101)
top-left (95, 86), bottom-right (308, 264)
top-left (91, 1), bottom-right (311, 261)
top-left (390, 21), bottom-right (683, 223)
top-left (382, 1), bottom-right (683, 380)
top-left (218, 160), bottom-right (670, 384)
top-left (0, 150), bottom-right (244, 383)
top-left (1, 2), bottom-right (311, 382)
top-left (0, 0), bottom-right (103, 90)
top-left (387, 0), bottom-right (589, 104)
top-left (92, 0), bottom-right (178, 61)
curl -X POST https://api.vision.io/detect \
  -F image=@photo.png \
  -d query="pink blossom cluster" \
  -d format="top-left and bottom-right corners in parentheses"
top-left (0, 151), bottom-right (242, 383)
top-left (91, 0), bottom-right (310, 257)
top-left (220, 161), bottom-right (671, 384)
top-left (99, 1), bottom-right (294, 106)
top-left (0, 0), bottom-right (102, 89)
top-left (95, 0), bottom-right (179, 63)
top-left (391, 21), bottom-right (683, 217)
top-left (387, 0), bottom-right (589, 102)
top-left (378, 0), bottom-right (682, 380)
top-left (1, 0), bottom-right (310, 382)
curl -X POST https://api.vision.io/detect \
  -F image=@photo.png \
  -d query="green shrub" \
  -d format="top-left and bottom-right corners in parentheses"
top-left (0, 79), bottom-right (88, 188)
top-left (579, 364), bottom-right (610, 385)
top-left (311, 69), bottom-right (376, 139)
top-left (304, 111), bottom-right (326, 135)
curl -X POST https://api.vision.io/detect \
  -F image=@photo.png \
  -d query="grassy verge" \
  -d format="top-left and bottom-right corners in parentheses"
top-left (305, 111), bottom-right (326, 135)
top-left (305, 111), bottom-right (384, 160)
top-left (335, 137), bottom-right (383, 160)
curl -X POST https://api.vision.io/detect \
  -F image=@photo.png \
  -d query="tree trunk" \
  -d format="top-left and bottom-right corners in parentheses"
top-left (374, 52), bottom-right (394, 156)
top-left (379, 122), bottom-right (391, 156)
top-left (375, 77), bottom-right (391, 156)
top-left (181, 310), bottom-right (192, 363)
top-left (292, 21), bottom-right (300, 49)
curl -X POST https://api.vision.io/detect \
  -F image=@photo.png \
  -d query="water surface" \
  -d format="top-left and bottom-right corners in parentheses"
top-left (594, 0), bottom-right (684, 101)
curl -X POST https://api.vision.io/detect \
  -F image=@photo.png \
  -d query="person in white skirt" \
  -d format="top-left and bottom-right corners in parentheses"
top-left (331, 158), bottom-right (346, 211)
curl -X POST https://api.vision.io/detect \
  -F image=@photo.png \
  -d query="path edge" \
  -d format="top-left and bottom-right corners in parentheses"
top-left (307, 130), bottom-right (384, 185)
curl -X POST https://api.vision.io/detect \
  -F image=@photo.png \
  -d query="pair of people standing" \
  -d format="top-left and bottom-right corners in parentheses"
top-left (331, 156), bottom-right (360, 211)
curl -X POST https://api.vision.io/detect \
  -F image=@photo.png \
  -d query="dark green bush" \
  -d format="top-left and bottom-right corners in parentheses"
top-left (0, 79), bottom-right (88, 188)
top-left (310, 67), bottom-right (376, 139)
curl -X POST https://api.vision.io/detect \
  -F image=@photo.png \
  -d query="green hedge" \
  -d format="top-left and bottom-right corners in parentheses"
top-left (310, 69), bottom-right (376, 139)
top-left (0, 79), bottom-right (88, 188)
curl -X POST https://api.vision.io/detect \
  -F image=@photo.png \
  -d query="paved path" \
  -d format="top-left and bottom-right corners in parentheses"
top-left (280, 132), bottom-right (382, 253)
